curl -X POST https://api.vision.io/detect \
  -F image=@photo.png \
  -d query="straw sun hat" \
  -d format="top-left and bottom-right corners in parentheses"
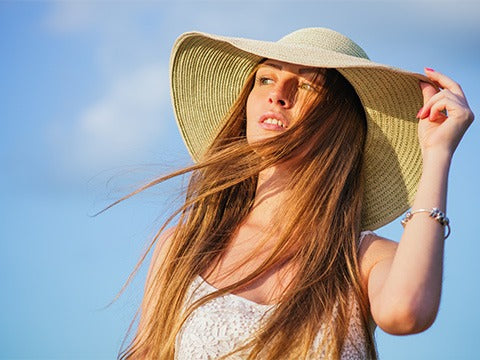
top-left (169, 27), bottom-right (431, 231)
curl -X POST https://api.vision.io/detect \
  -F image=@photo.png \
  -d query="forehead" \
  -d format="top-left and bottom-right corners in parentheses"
top-left (258, 59), bottom-right (323, 82)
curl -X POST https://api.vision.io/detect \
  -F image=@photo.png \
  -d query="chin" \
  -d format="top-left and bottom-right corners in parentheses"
top-left (246, 130), bottom-right (279, 145)
top-left (247, 135), bottom-right (276, 146)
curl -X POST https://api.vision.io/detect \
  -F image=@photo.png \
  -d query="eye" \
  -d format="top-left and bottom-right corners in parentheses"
top-left (299, 82), bottom-right (317, 92)
top-left (258, 76), bottom-right (274, 85)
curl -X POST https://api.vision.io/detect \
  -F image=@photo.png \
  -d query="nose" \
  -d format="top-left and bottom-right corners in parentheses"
top-left (268, 80), bottom-right (296, 108)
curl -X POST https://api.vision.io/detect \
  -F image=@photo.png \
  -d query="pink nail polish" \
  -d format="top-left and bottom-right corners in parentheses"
top-left (425, 67), bottom-right (435, 72)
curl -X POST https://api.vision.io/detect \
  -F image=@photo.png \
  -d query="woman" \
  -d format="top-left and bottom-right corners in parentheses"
top-left (118, 28), bottom-right (474, 359)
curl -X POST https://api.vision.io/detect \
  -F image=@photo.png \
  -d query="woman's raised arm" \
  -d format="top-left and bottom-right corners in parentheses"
top-left (360, 68), bottom-right (474, 335)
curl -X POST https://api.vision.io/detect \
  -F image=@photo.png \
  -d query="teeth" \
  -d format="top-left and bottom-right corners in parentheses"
top-left (264, 118), bottom-right (285, 128)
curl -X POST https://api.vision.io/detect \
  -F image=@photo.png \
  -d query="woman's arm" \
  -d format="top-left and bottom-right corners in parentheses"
top-left (359, 68), bottom-right (474, 335)
top-left (136, 227), bottom-right (176, 334)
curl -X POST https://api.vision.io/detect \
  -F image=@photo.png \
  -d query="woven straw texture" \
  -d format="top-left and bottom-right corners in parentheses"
top-left (169, 28), bottom-right (428, 230)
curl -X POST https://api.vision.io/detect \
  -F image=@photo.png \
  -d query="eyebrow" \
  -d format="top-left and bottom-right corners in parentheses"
top-left (262, 62), bottom-right (318, 75)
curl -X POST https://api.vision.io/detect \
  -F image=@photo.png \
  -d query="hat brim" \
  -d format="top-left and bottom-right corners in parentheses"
top-left (170, 31), bottom-right (431, 230)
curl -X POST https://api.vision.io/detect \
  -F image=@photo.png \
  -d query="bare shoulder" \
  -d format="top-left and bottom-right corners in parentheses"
top-left (136, 227), bottom-right (177, 338)
top-left (358, 232), bottom-right (398, 291)
top-left (147, 226), bottom-right (177, 279)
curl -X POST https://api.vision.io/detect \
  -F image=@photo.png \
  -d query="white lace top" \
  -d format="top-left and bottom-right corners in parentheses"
top-left (175, 231), bottom-right (375, 359)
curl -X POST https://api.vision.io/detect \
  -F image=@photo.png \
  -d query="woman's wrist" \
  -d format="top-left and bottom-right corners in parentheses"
top-left (421, 146), bottom-right (454, 166)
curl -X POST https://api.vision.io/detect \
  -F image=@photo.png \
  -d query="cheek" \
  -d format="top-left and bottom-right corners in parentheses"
top-left (246, 91), bottom-right (256, 118)
top-left (245, 92), bottom-right (257, 127)
top-left (245, 91), bottom-right (262, 143)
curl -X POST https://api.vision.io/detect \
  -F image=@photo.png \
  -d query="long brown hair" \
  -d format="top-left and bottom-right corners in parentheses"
top-left (117, 64), bottom-right (377, 359)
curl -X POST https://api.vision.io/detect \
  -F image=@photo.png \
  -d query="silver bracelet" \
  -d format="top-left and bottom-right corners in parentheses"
top-left (401, 207), bottom-right (451, 239)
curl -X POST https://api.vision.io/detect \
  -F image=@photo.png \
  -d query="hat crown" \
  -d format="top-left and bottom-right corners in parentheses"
top-left (278, 27), bottom-right (370, 60)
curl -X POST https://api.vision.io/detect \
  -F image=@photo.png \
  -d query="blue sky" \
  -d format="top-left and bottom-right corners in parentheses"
top-left (1, 1), bottom-right (479, 359)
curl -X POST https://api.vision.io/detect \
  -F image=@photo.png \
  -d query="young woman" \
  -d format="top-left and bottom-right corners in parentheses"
top-left (117, 28), bottom-right (474, 359)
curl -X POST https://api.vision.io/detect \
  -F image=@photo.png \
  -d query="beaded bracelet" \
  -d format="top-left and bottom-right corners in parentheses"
top-left (401, 207), bottom-right (451, 239)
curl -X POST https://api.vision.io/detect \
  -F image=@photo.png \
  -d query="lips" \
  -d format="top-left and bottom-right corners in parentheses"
top-left (259, 112), bottom-right (289, 130)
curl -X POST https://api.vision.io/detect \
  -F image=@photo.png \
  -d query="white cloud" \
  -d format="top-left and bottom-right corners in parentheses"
top-left (47, 63), bottom-right (170, 179)
top-left (42, 1), bottom-right (175, 180)
top-left (77, 64), bottom-right (168, 164)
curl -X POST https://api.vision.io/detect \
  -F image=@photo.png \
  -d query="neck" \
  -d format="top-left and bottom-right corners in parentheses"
top-left (245, 164), bottom-right (293, 230)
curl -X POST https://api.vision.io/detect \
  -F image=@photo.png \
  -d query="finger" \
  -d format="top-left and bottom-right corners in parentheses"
top-left (428, 101), bottom-right (448, 123)
top-left (424, 68), bottom-right (465, 97)
top-left (417, 88), bottom-right (448, 119)
top-left (419, 81), bottom-right (438, 104)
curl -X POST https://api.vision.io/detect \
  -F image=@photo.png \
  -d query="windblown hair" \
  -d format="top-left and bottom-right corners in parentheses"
top-left (118, 64), bottom-right (377, 359)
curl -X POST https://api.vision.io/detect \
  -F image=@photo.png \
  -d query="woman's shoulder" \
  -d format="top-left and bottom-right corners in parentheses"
top-left (357, 231), bottom-right (398, 289)
top-left (358, 230), bottom-right (397, 261)
top-left (149, 227), bottom-right (177, 270)
top-left (359, 230), bottom-right (377, 247)
top-left (142, 226), bottom-right (177, 292)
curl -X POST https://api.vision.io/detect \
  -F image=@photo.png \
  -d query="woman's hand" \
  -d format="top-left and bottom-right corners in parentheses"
top-left (416, 68), bottom-right (474, 157)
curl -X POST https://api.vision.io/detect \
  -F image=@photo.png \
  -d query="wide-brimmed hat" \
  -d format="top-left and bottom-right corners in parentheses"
top-left (169, 27), bottom-right (430, 231)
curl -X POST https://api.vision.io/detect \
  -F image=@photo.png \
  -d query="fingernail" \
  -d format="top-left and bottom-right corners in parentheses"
top-left (416, 107), bottom-right (423, 118)
top-left (425, 67), bottom-right (435, 72)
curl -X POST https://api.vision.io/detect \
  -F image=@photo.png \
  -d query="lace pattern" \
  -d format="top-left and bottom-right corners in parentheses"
top-left (175, 276), bottom-right (274, 359)
top-left (175, 231), bottom-right (375, 359)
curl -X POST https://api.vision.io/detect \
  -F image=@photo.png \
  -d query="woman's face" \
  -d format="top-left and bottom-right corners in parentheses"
top-left (246, 59), bottom-right (324, 144)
